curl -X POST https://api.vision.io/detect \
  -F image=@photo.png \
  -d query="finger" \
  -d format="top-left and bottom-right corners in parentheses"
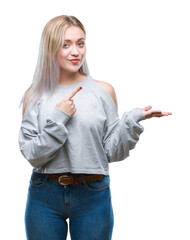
top-left (145, 110), bottom-right (162, 117)
top-left (142, 105), bottom-right (152, 111)
top-left (151, 114), bottom-right (162, 118)
top-left (163, 112), bottom-right (172, 115)
top-left (150, 110), bottom-right (162, 115)
top-left (160, 112), bottom-right (172, 116)
top-left (149, 112), bottom-right (172, 118)
top-left (66, 86), bottom-right (83, 100)
top-left (150, 111), bottom-right (172, 116)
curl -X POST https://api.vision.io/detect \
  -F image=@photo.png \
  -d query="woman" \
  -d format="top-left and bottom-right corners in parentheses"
top-left (18, 15), bottom-right (172, 240)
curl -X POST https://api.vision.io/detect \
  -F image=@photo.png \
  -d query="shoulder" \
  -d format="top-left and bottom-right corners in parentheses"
top-left (94, 79), bottom-right (118, 108)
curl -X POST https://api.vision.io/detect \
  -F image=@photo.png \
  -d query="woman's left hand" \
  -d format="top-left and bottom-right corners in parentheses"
top-left (140, 105), bottom-right (172, 119)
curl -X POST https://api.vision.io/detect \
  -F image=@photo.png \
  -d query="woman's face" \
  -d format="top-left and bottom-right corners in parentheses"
top-left (56, 26), bottom-right (86, 73)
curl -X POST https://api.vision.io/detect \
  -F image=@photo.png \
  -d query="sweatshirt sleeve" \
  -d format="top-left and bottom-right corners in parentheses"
top-left (102, 107), bottom-right (145, 163)
top-left (18, 101), bottom-right (72, 168)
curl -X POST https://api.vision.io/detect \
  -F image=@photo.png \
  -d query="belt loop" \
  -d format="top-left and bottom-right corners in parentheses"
top-left (80, 174), bottom-right (87, 185)
top-left (73, 174), bottom-right (76, 184)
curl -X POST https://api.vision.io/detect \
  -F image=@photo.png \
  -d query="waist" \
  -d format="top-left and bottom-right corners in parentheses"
top-left (36, 172), bottom-right (104, 186)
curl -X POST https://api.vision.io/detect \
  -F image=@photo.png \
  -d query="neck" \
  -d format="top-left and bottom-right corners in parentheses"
top-left (59, 70), bottom-right (85, 85)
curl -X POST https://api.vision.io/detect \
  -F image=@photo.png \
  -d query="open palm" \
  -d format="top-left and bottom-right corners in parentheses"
top-left (140, 105), bottom-right (172, 119)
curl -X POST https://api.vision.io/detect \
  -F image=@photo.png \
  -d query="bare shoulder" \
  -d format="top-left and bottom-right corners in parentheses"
top-left (94, 79), bottom-right (118, 108)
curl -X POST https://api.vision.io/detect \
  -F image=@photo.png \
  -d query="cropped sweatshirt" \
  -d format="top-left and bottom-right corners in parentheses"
top-left (18, 75), bottom-right (145, 175)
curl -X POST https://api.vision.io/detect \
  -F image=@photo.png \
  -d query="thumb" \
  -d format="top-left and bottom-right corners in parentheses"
top-left (142, 105), bottom-right (152, 111)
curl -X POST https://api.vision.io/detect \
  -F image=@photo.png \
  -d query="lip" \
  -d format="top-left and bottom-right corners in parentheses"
top-left (69, 59), bottom-right (80, 63)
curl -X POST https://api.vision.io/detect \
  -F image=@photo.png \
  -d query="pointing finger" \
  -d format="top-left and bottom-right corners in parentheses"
top-left (65, 86), bottom-right (83, 100)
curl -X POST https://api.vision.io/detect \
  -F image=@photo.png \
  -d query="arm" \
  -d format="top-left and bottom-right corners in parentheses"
top-left (18, 93), bottom-right (72, 168)
top-left (103, 107), bottom-right (145, 163)
top-left (99, 82), bottom-right (145, 163)
top-left (19, 86), bottom-right (83, 169)
top-left (101, 84), bottom-right (172, 163)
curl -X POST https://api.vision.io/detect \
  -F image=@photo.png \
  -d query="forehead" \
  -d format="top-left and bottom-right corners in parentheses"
top-left (64, 26), bottom-right (85, 41)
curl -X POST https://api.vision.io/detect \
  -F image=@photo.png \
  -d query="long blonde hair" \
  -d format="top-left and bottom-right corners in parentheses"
top-left (19, 15), bottom-right (89, 110)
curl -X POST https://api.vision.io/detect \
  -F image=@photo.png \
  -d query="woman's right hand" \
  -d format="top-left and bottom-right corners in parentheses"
top-left (56, 86), bottom-right (83, 116)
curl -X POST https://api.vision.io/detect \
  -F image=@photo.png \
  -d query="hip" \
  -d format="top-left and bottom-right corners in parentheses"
top-left (26, 171), bottom-right (112, 218)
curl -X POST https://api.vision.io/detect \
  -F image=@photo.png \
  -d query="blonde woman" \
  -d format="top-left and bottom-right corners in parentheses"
top-left (18, 15), bottom-right (172, 240)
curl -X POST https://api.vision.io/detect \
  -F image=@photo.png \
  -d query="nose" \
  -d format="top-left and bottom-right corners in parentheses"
top-left (71, 44), bottom-right (79, 56)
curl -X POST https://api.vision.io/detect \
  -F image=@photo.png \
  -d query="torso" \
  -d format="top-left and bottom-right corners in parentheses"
top-left (33, 75), bottom-right (119, 175)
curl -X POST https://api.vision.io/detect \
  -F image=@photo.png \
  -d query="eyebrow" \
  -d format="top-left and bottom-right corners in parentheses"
top-left (64, 38), bottom-right (85, 42)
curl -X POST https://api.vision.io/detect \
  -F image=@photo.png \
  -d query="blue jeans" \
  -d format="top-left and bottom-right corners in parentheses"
top-left (25, 171), bottom-right (114, 240)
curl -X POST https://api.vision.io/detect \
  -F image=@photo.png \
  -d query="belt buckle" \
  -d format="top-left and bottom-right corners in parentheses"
top-left (58, 174), bottom-right (73, 185)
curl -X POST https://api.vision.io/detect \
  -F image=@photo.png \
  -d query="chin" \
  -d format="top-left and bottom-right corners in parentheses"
top-left (61, 67), bottom-right (80, 73)
top-left (70, 65), bottom-right (82, 72)
top-left (70, 68), bottom-right (81, 73)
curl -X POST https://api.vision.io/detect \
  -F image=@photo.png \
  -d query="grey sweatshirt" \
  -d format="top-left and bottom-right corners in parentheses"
top-left (18, 75), bottom-right (145, 175)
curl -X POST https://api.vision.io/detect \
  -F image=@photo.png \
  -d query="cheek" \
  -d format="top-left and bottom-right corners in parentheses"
top-left (57, 53), bottom-right (68, 65)
top-left (81, 47), bottom-right (86, 56)
top-left (79, 50), bottom-right (86, 62)
top-left (59, 52), bottom-right (67, 60)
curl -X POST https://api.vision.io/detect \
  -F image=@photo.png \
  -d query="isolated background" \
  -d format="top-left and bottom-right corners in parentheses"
top-left (0, 0), bottom-right (189, 239)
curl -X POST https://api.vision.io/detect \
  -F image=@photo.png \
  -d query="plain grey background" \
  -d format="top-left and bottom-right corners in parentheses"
top-left (0, 0), bottom-right (189, 239)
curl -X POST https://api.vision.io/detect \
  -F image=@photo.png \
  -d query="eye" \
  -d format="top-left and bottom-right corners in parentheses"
top-left (78, 42), bottom-right (85, 47)
top-left (63, 43), bottom-right (69, 48)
